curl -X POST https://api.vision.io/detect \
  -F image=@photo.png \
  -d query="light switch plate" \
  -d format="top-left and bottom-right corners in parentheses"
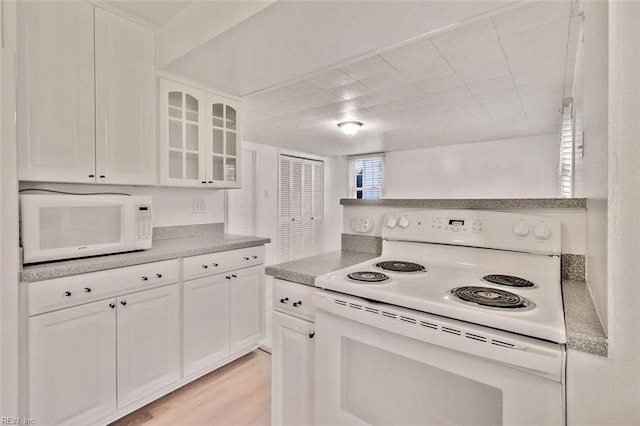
top-left (351, 216), bottom-right (374, 233)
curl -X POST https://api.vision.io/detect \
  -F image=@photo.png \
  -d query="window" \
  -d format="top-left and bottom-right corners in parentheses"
top-left (350, 155), bottom-right (384, 199)
top-left (559, 98), bottom-right (574, 198)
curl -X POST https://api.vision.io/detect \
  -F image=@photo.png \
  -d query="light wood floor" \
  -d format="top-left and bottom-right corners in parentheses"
top-left (111, 350), bottom-right (271, 426)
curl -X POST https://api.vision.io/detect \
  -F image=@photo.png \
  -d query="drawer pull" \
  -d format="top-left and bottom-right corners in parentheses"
top-left (202, 264), bottom-right (209, 269)
top-left (309, 332), bottom-right (315, 339)
top-left (244, 257), bottom-right (250, 261)
top-left (232, 274), bottom-right (237, 278)
top-left (226, 276), bottom-right (231, 279)
top-left (109, 303), bottom-right (115, 309)
top-left (84, 287), bottom-right (92, 293)
top-left (64, 291), bottom-right (71, 297)
top-left (156, 273), bottom-right (163, 278)
top-left (293, 301), bottom-right (302, 307)
top-left (141, 276), bottom-right (148, 281)
top-left (120, 300), bottom-right (127, 306)
top-left (252, 255), bottom-right (258, 259)
top-left (212, 263), bottom-right (219, 267)
top-left (280, 297), bottom-right (289, 304)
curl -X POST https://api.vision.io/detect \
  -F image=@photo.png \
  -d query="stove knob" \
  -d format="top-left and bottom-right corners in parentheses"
top-left (513, 220), bottom-right (529, 237)
top-left (398, 217), bottom-right (409, 228)
top-left (534, 222), bottom-right (551, 239)
top-left (386, 217), bottom-right (397, 228)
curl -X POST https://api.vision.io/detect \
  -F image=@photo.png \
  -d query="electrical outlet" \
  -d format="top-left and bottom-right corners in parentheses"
top-left (351, 216), bottom-right (374, 233)
top-left (193, 198), bottom-right (207, 214)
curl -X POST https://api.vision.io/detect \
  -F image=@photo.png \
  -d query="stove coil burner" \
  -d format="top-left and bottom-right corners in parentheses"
top-left (449, 286), bottom-right (535, 310)
top-left (375, 261), bottom-right (426, 273)
top-left (483, 274), bottom-right (535, 288)
top-left (347, 271), bottom-right (390, 283)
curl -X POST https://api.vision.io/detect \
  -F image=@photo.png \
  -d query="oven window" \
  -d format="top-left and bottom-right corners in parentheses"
top-left (40, 206), bottom-right (122, 249)
top-left (341, 337), bottom-right (503, 425)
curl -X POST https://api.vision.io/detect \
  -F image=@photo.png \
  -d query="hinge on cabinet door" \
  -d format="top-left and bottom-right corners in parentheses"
top-left (309, 331), bottom-right (315, 339)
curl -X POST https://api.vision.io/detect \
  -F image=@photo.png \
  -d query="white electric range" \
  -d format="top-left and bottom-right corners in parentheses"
top-left (313, 210), bottom-right (567, 425)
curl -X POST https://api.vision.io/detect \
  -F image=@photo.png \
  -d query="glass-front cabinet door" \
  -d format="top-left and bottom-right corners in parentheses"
top-left (207, 94), bottom-right (241, 188)
top-left (159, 79), bottom-right (241, 188)
top-left (159, 79), bottom-right (206, 187)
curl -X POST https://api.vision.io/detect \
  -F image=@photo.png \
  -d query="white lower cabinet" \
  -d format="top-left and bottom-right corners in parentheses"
top-left (183, 275), bottom-right (230, 376)
top-left (26, 247), bottom-right (266, 425)
top-left (230, 265), bottom-right (265, 353)
top-left (116, 285), bottom-right (180, 407)
top-left (271, 311), bottom-right (315, 426)
top-left (28, 284), bottom-right (180, 425)
top-left (28, 299), bottom-right (117, 425)
top-left (271, 278), bottom-right (316, 426)
top-left (183, 263), bottom-right (265, 375)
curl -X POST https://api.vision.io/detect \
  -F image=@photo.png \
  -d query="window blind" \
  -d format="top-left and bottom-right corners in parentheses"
top-left (353, 157), bottom-right (384, 199)
top-left (559, 99), bottom-right (574, 198)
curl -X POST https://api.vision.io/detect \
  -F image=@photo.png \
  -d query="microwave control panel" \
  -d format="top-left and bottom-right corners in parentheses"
top-left (136, 205), bottom-right (153, 241)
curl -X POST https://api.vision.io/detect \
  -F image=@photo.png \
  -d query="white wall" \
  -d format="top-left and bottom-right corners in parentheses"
top-left (574, 0), bottom-right (609, 332)
top-left (567, 2), bottom-right (640, 423)
top-left (384, 134), bottom-right (560, 199)
top-left (19, 182), bottom-right (226, 227)
top-left (1, 0), bottom-right (19, 415)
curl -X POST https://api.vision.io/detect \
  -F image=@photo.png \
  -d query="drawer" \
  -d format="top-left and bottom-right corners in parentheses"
top-left (183, 246), bottom-right (265, 281)
top-left (273, 278), bottom-right (315, 322)
top-left (28, 259), bottom-right (179, 316)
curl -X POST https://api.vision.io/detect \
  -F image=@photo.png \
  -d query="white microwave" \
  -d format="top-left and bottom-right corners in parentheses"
top-left (20, 194), bottom-right (153, 264)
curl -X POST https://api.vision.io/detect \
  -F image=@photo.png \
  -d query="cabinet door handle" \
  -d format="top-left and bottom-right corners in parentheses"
top-left (252, 255), bottom-right (258, 259)
top-left (64, 291), bottom-right (71, 297)
top-left (120, 300), bottom-right (127, 306)
top-left (141, 276), bottom-right (148, 281)
top-left (156, 273), bottom-right (163, 278)
top-left (84, 287), bottom-right (92, 293)
top-left (232, 274), bottom-right (237, 278)
top-left (88, 174), bottom-right (95, 178)
top-left (109, 303), bottom-right (115, 309)
top-left (280, 297), bottom-right (288, 304)
top-left (208, 181), bottom-right (213, 184)
top-left (201, 181), bottom-right (206, 184)
top-left (202, 264), bottom-right (209, 269)
top-left (212, 263), bottom-right (218, 267)
top-left (309, 332), bottom-right (315, 339)
top-left (99, 175), bottom-right (106, 179)
top-left (293, 301), bottom-right (302, 307)
top-left (226, 276), bottom-right (231, 279)
top-left (244, 257), bottom-right (250, 261)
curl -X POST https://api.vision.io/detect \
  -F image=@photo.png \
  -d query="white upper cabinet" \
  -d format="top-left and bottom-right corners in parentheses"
top-left (206, 93), bottom-right (241, 188)
top-left (95, 8), bottom-right (156, 185)
top-left (18, 3), bottom-right (156, 185)
top-left (158, 79), bottom-right (207, 186)
top-left (17, 1), bottom-right (96, 183)
top-left (159, 78), bottom-right (241, 188)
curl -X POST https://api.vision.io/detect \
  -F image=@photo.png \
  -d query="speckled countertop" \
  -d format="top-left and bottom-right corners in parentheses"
top-left (266, 251), bottom-right (607, 357)
top-left (563, 280), bottom-right (608, 356)
top-left (22, 233), bottom-right (271, 282)
top-left (340, 198), bottom-right (587, 209)
top-left (265, 250), bottom-right (379, 286)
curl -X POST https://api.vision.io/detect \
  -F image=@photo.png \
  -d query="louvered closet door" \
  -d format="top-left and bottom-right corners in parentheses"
top-left (311, 161), bottom-right (324, 255)
top-left (279, 155), bottom-right (324, 262)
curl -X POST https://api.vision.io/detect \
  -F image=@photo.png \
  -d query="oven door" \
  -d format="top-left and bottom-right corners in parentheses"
top-left (314, 291), bottom-right (565, 426)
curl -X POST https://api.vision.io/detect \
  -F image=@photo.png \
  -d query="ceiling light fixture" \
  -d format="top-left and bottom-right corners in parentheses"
top-left (337, 121), bottom-right (363, 136)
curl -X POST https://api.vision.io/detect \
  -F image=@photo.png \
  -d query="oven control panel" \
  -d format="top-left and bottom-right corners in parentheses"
top-left (381, 210), bottom-right (561, 255)
top-left (430, 218), bottom-right (486, 234)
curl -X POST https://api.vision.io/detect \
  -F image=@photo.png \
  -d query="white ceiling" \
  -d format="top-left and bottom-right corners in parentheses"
top-left (242, 0), bottom-right (581, 156)
top-left (104, 0), bottom-right (581, 157)
top-left (102, 0), bottom-right (193, 27)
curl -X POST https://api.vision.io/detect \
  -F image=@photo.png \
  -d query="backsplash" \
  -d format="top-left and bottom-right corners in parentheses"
top-left (153, 223), bottom-right (225, 240)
